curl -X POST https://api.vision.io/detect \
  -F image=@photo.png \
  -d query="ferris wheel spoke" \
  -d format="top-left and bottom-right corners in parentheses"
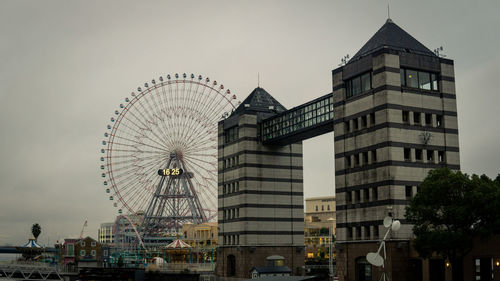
top-left (117, 115), bottom-right (169, 151)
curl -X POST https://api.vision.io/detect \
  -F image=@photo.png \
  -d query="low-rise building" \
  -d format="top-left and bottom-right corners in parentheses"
top-left (182, 222), bottom-right (218, 248)
top-left (304, 196), bottom-right (336, 260)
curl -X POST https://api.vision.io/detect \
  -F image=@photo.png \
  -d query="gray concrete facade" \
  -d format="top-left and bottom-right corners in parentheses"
top-left (332, 20), bottom-right (460, 281)
top-left (216, 89), bottom-right (305, 278)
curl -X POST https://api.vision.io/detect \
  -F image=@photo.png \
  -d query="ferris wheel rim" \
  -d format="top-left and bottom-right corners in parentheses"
top-left (101, 73), bottom-right (237, 221)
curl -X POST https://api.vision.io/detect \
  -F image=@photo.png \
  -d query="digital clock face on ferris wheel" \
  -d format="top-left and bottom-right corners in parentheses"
top-left (100, 73), bottom-right (239, 225)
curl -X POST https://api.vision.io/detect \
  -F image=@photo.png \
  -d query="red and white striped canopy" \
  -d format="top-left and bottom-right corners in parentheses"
top-left (165, 239), bottom-right (191, 249)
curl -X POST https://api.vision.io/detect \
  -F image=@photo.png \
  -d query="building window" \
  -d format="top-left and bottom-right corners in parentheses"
top-left (427, 150), bottom-right (434, 162)
top-left (415, 149), bottom-right (423, 161)
top-left (402, 110), bottom-right (409, 123)
top-left (348, 227), bottom-right (353, 239)
top-left (401, 68), bottom-right (439, 91)
top-left (374, 227), bottom-right (379, 238)
top-left (353, 118), bottom-right (359, 130)
top-left (355, 190), bottom-right (361, 202)
top-left (91, 250), bottom-right (96, 256)
top-left (327, 205), bottom-right (330, 211)
top-left (354, 154), bottom-right (360, 166)
top-left (67, 244), bottom-right (74, 256)
top-left (372, 150), bottom-right (377, 163)
top-left (405, 186), bottom-right (413, 199)
top-left (321, 205), bottom-right (324, 211)
top-left (346, 72), bottom-right (372, 98)
top-left (346, 156), bottom-right (352, 168)
top-left (80, 250), bottom-right (86, 257)
top-left (425, 113), bottom-right (432, 126)
top-left (413, 112), bottom-right (421, 125)
top-left (103, 250), bottom-right (108, 256)
top-left (81, 241), bottom-right (85, 247)
top-left (345, 121), bottom-right (350, 133)
top-left (363, 151), bottom-right (368, 165)
top-left (356, 226), bottom-right (361, 240)
top-left (370, 112), bottom-right (375, 126)
top-left (365, 226), bottom-right (371, 239)
top-left (347, 192), bottom-right (352, 204)
top-left (364, 189), bottom-right (370, 201)
top-left (91, 241), bottom-right (96, 247)
top-left (315, 205), bottom-right (318, 211)
top-left (404, 148), bottom-right (411, 161)
top-left (224, 126), bottom-right (238, 143)
top-left (438, 151), bottom-right (445, 162)
top-left (361, 115), bottom-right (367, 128)
top-left (436, 115), bottom-right (443, 127)
top-left (373, 187), bottom-right (378, 201)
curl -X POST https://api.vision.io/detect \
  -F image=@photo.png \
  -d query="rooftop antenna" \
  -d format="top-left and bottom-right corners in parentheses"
top-left (338, 54), bottom-right (350, 66)
top-left (387, 3), bottom-right (390, 19)
top-left (434, 46), bottom-right (446, 58)
top-left (258, 73), bottom-right (260, 87)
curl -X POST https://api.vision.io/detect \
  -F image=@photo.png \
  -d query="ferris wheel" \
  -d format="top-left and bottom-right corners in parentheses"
top-left (100, 73), bottom-right (238, 234)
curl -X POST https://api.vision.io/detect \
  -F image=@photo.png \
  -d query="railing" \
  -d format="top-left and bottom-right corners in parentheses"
top-left (153, 262), bottom-right (215, 272)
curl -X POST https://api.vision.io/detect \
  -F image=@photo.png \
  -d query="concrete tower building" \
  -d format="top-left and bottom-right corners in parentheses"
top-left (332, 19), bottom-right (460, 280)
top-left (216, 88), bottom-right (305, 278)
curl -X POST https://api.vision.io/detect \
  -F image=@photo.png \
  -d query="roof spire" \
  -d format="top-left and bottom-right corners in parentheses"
top-left (258, 72), bottom-right (260, 87)
top-left (387, 2), bottom-right (390, 20)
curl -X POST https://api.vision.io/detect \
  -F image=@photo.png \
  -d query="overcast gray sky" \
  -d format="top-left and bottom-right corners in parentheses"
top-left (1, 0), bottom-right (499, 246)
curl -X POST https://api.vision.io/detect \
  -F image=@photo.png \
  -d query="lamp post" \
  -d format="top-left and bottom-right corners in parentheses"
top-left (327, 217), bottom-right (335, 281)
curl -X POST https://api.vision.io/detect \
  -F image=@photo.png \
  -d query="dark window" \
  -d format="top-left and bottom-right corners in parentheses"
top-left (436, 115), bottom-right (443, 127)
top-left (401, 68), bottom-right (439, 91)
top-left (224, 126), bottom-right (238, 143)
top-left (365, 226), bottom-right (371, 239)
top-left (373, 187), bottom-right (378, 200)
top-left (353, 118), bottom-right (358, 130)
top-left (348, 227), bottom-right (353, 239)
top-left (372, 150), bottom-right (377, 162)
top-left (404, 148), bottom-right (411, 161)
top-left (402, 110), bottom-right (409, 123)
top-left (327, 205), bottom-right (330, 211)
top-left (415, 149), bottom-right (422, 161)
top-left (361, 73), bottom-right (371, 92)
top-left (347, 192), bottom-right (352, 204)
top-left (431, 73), bottom-right (438, 90)
top-left (414, 112), bottom-right (421, 125)
top-left (352, 77), bottom-right (361, 96)
top-left (364, 189), bottom-right (369, 200)
top-left (406, 69), bottom-right (419, 88)
top-left (354, 154), bottom-right (360, 166)
top-left (355, 190), bottom-right (361, 202)
top-left (361, 115), bottom-right (367, 128)
top-left (345, 121), bottom-right (350, 132)
top-left (346, 72), bottom-right (372, 98)
top-left (315, 206), bottom-right (318, 211)
top-left (370, 112), bottom-right (375, 125)
top-left (346, 156), bottom-right (352, 168)
top-left (374, 226), bottom-right (379, 238)
top-left (427, 150), bottom-right (434, 162)
top-left (438, 151), bottom-right (445, 162)
top-left (406, 186), bottom-right (413, 198)
top-left (363, 151), bottom-right (369, 165)
top-left (321, 205), bottom-right (324, 211)
top-left (418, 71), bottom-right (431, 90)
top-left (356, 226), bottom-right (361, 239)
top-left (425, 113), bottom-right (433, 126)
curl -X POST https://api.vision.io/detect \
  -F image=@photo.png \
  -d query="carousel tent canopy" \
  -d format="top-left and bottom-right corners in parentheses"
top-left (22, 238), bottom-right (42, 248)
top-left (165, 239), bottom-right (191, 249)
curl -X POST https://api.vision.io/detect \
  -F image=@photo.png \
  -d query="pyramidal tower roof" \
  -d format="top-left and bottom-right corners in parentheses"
top-left (231, 87), bottom-right (286, 116)
top-left (350, 19), bottom-right (436, 61)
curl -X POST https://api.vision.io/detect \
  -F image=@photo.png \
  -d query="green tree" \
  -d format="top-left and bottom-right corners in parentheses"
top-left (405, 168), bottom-right (500, 281)
top-left (31, 223), bottom-right (41, 241)
top-left (117, 255), bottom-right (124, 268)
